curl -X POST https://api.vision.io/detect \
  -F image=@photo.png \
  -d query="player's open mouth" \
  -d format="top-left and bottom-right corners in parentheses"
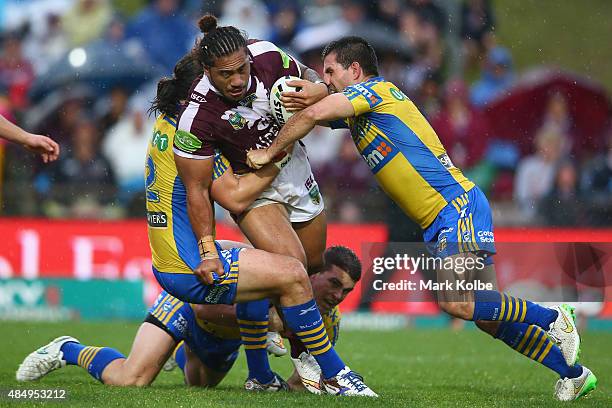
top-left (228, 89), bottom-right (245, 98)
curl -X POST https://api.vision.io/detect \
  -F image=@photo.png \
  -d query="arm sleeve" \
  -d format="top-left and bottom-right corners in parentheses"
top-left (342, 83), bottom-right (384, 116)
top-left (248, 40), bottom-right (301, 79)
top-left (173, 104), bottom-right (216, 159)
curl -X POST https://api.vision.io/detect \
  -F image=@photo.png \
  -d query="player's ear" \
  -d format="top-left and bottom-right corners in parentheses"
top-left (350, 61), bottom-right (361, 80)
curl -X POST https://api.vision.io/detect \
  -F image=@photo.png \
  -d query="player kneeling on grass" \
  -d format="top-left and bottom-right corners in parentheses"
top-left (16, 246), bottom-right (361, 393)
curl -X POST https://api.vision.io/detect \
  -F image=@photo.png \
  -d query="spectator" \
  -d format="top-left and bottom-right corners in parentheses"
top-left (267, 5), bottom-right (301, 50)
top-left (0, 33), bottom-right (35, 111)
top-left (374, 0), bottom-right (402, 29)
top-left (302, 0), bottom-right (342, 27)
top-left (126, 0), bottom-right (196, 74)
top-left (97, 87), bottom-right (130, 135)
top-left (399, 6), bottom-right (445, 96)
top-left (102, 101), bottom-right (153, 207)
top-left (470, 46), bottom-right (515, 107)
top-left (538, 91), bottom-right (573, 154)
top-left (220, 0), bottom-right (270, 41)
top-left (514, 128), bottom-right (565, 221)
top-left (431, 78), bottom-right (491, 170)
top-left (406, 0), bottom-right (446, 33)
top-left (62, 0), bottom-right (112, 47)
top-left (23, 13), bottom-right (68, 76)
top-left (539, 161), bottom-right (585, 226)
top-left (581, 130), bottom-right (612, 225)
top-left (318, 137), bottom-right (373, 222)
top-left (461, 0), bottom-right (496, 68)
top-left (38, 118), bottom-right (115, 218)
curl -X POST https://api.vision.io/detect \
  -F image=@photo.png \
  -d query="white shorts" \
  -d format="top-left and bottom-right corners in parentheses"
top-left (245, 142), bottom-right (324, 223)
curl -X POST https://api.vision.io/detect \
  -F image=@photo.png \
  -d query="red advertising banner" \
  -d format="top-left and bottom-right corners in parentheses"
top-left (0, 218), bottom-right (610, 316)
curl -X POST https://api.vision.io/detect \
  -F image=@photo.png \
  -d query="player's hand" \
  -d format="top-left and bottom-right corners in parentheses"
top-left (23, 133), bottom-right (60, 163)
top-left (246, 148), bottom-right (272, 170)
top-left (193, 258), bottom-right (225, 285)
top-left (281, 80), bottom-right (328, 111)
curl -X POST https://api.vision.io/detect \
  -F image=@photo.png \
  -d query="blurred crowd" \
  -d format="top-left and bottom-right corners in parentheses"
top-left (0, 0), bottom-right (610, 227)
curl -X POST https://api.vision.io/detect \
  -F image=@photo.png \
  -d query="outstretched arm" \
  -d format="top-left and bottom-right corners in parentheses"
top-left (246, 93), bottom-right (355, 169)
top-left (280, 62), bottom-right (328, 111)
top-left (210, 151), bottom-right (291, 214)
top-left (0, 115), bottom-right (60, 162)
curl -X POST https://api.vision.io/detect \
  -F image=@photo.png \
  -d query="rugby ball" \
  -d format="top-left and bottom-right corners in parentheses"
top-left (269, 75), bottom-right (302, 126)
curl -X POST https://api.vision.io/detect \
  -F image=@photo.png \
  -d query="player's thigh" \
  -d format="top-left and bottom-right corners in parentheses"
top-left (183, 344), bottom-right (228, 387)
top-left (293, 209), bottom-right (327, 274)
top-left (103, 322), bottom-right (175, 386)
top-left (237, 203), bottom-right (307, 266)
top-left (233, 247), bottom-right (310, 303)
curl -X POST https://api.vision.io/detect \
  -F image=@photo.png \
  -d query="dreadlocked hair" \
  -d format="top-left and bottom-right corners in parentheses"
top-left (195, 14), bottom-right (247, 67)
top-left (149, 53), bottom-right (203, 117)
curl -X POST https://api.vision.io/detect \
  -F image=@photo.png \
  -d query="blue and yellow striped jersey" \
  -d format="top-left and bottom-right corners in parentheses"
top-left (146, 114), bottom-right (230, 274)
top-left (335, 77), bottom-right (475, 229)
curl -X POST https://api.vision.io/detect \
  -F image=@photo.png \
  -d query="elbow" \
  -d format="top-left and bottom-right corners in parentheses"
top-left (301, 106), bottom-right (320, 123)
top-left (227, 197), bottom-right (250, 214)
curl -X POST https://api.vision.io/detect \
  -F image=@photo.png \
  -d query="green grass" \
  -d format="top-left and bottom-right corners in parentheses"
top-left (494, 0), bottom-right (612, 90)
top-left (1, 321), bottom-right (611, 407)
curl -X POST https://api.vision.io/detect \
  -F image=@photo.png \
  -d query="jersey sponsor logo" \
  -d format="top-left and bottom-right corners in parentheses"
top-left (191, 91), bottom-right (207, 103)
top-left (151, 130), bottom-right (169, 151)
top-left (437, 153), bottom-right (455, 169)
top-left (172, 313), bottom-right (188, 336)
top-left (147, 211), bottom-right (168, 228)
top-left (348, 83), bottom-right (382, 108)
top-left (305, 175), bottom-right (321, 205)
top-left (390, 87), bottom-right (408, 101)
top-left (205, 284), bottom-right (230, 304)
top-left (239, 93), bottom-right (257, 108)
top-left (222, 111), bottom-right (247, 130)
top-left (175, 130), bottom-right (203, 153)
top-left (360, 136), bottom-right (399, 174)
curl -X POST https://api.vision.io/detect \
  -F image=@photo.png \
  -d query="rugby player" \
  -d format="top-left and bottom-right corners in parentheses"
top-left (246, 36), bottom-right (597, 401)
top-left (173, 15), bottom-right (336, 389)
top-left (16, 246), bottom-right (359, 393)
top-left (0, 114), bottom-right (59, 162)
top-left (141, 52), bottom-right (374, 395)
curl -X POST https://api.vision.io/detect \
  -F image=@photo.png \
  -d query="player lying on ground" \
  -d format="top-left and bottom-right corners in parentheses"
top-left (16, 246), bottom-right (360, 394)
top-left (173, 16), bottom-right (336, 389)
top-left (0, 114), bottom-right (59, 162)
top-left (143, 53), bottom-right (375, 396)
top-left (246, 36), bottom-right (597, 401)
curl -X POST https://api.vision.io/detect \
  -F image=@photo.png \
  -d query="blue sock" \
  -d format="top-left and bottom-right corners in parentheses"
top-left (494, 321), bottom-right (582, 378)
top-left (74, 346), bottom-right (125, 382)
top-left (473, 290), bottom-right (558, 329)
top-left (173, 341), bottom-right (186, 371)
top-left (60, 341), bottom-right (85, 365)
top-left (282, 299), bottom-right (345, 379)
top-left (236, 300), bottom-right (274, 384)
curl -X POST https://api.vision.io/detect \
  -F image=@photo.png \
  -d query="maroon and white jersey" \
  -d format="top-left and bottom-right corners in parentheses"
top-left (174, 40), bottom-right (302, 173)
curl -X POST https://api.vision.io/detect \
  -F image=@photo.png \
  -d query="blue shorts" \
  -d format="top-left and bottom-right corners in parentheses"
top-left (146, 291), bottom-right (241, 373)
top-left (152, 243), bottom-right (242, 305)
top-left (423, 186), bottom-right (496, 261)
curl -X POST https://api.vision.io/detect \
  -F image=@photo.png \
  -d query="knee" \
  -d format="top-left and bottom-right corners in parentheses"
top-left (284, 258), bottom-right (310, 291)
top-left (438, 301), bottom-right (472, 320)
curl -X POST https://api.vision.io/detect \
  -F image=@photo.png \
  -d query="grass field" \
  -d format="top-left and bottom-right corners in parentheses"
top-left (2, 322), bottom-right (611, 407)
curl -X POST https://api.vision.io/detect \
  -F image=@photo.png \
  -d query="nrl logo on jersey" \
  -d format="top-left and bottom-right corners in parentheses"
top-left (222, 111), bottom-right (247, 130)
